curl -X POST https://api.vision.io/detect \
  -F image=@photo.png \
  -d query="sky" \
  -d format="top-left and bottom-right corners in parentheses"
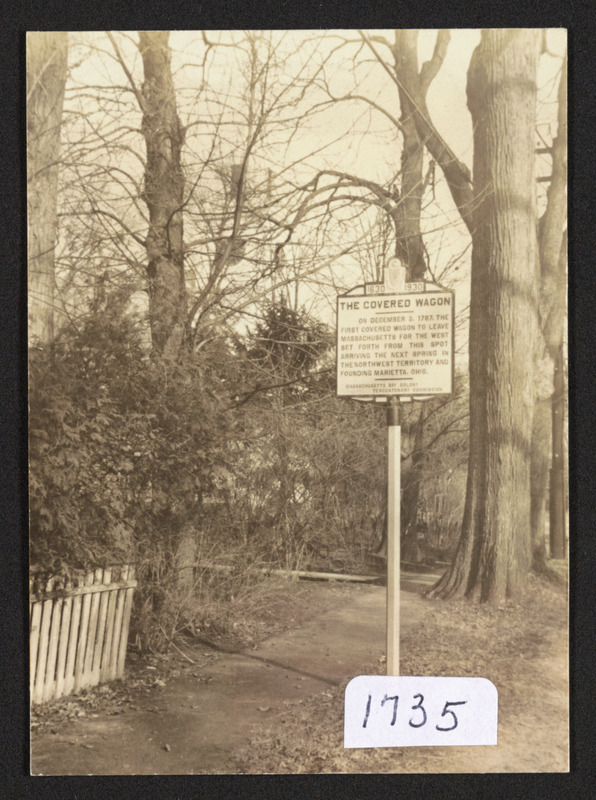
top-left (59, 29), bottom-right (567, 357)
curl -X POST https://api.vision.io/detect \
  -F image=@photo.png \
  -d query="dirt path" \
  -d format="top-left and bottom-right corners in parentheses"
top-left (31, 582), bottom-right (401, 774)
top-left (31, 575), bottom-right (568, 775)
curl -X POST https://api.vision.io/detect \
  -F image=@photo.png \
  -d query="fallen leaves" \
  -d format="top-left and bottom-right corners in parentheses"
top-left (238, 579), bottom-right (567, 774)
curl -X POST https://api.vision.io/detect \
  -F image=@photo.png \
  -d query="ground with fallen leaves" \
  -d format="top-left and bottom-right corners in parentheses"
top-left (31, 571), bottom-right (568, 774)
top-left (30, 579), bottom-right (353, 738)
top-left (237, 574), bottom-right (568, 773)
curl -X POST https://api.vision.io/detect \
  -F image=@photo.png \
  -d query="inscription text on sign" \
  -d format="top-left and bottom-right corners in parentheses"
top-left (336, 289), bottom-right (454, 398)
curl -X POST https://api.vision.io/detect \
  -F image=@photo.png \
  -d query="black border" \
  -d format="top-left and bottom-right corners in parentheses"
top-left (3, 2), bottom-right (595, 798)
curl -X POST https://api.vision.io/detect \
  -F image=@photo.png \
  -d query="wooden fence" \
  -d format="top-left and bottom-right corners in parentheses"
top-left (29, 565), bottom-right (137, 705)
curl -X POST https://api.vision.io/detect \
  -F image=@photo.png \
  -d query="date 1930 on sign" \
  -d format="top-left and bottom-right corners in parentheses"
top-left (344, 676), bottom-right (498, 748)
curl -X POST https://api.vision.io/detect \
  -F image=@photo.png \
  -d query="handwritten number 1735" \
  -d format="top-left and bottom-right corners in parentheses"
top-left (362, 694), bottom-right (467, 731)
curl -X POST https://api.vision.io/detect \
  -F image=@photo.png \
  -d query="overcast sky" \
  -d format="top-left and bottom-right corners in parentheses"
top-left (60, 29), bottom-right (566, 344)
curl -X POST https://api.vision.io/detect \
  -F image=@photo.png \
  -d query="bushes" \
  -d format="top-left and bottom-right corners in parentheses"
top-left (29, 301), bottom-right (469, 649)
top-left (29, 307), bottom-right (238, 648)
top-left (29, 313), bottom-right (142, 569)
top-left (29, 308), bottom-right (228, 576)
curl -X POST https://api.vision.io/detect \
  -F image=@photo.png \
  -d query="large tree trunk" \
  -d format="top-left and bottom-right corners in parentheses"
top-left (430, 30), bottom-right (541, 602)
top-left (391, 31), bottom-right (427, 281)
top-left (27, 32), bottom-right (68, 346)
top-left (549, 342), bottom-right (566, 559)
top-left (138, 33), bottom-right (194, 591)
top-left (530, 395), bottom-right (551, 568)
top-left (532, 56), bottom-right (567, 562)
top-left (138, 31), bottom-right (187, 360)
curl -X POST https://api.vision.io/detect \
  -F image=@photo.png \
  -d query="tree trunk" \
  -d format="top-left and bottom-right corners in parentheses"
top-left (383, 32), bottom-right (435, 560)
top-left (391, 31), bottom-right (427, 281)
top-left (27, 32), bottom-right (68, 346)
top-left (393, 30), bottom-right (474, 235)
top-left (138, 31), bottom-right (187, 360)
top-left (534, 56), bottom-right (567, 562)
top-left (138, 32), bottom-right (192, 592)
top-left (550, 343), bottom-right (566, 559)
top-left (530, 395), bottom-right (551, 568)
top-left (429, 30), bottom-right (541, 602)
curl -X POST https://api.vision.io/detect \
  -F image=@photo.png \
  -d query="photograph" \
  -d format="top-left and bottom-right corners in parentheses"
top-left (28, 28), bottom-right (568, 775)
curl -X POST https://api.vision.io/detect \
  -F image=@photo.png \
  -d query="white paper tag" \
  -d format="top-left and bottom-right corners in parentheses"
top-left (344, 676), bottom-right (498, 748)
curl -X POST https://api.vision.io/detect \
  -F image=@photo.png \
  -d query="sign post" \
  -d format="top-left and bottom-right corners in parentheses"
top-left (386, 396), bottom-right (401, 676)
top-left (336, 261), bottom-right (454, 677)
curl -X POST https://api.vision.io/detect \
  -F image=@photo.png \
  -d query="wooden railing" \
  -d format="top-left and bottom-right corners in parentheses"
top-left (29, 565), bottom-right (137, 705)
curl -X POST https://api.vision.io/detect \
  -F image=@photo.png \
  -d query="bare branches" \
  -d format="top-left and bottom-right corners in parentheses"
top-left (87, 205), bottom-right (146, 247)
top-left (357, 29), bottom-right (400, 89)
top-left (304, 169), bottom-right (395, 207)
top-left (537, 52), bottom-right (567, 358)
top-left (359, 28), bottom-right (474, 235)
top-left (227, 367), bottom-right (332, 411)
top-left (106, 32), bottom-right (146, 113)
top-left (50, 30), bottom-right (481, 351)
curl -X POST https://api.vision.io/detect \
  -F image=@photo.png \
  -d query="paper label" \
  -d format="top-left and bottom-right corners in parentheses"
top-left (344, 676), bottom-right (498, 748)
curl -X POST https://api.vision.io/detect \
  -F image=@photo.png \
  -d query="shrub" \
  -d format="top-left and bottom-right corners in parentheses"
top-left (29, 306), bottom-right (229, 583)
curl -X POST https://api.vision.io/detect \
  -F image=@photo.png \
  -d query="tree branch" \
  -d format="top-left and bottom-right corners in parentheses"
top-left (227, 368), bottom-right (333, 410)
top-left (359, 29), bottom-right (474, 235)
top-left (419, 30), bottom-right (451, 93)
top-left (106, 32), bottom-right (146, 114)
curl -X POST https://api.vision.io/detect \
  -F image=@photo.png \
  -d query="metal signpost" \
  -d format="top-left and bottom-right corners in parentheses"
top-left (336, 259), bottom-right (454, 676)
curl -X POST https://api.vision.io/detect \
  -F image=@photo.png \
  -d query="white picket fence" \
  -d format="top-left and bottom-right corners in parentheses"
top-left (29, 565), bottom-right (137, 705)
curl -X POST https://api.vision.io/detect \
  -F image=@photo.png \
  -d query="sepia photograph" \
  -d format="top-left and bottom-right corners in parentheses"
top-left (28, 29), bottom-right (568, 775)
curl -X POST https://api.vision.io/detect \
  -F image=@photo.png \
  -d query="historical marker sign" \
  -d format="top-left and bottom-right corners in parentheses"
top-left (336, 274), bottom-right (455, 677)
top-left (336, 286), bottom-right (454, 398)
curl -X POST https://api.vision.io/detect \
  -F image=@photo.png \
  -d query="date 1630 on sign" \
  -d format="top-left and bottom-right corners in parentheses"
top-left (344, 676), bottom-right (498, 748)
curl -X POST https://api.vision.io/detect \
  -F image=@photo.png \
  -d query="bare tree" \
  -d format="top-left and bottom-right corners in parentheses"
top-left (72, 32), bottom-right (354, 346)
top-left (301, 31), bottom-right (473, 553)
top-left (349, 31), bottom-right (565, 592)
top-left (27, 32), bottom-right (68, 345)
top-left (358, 30), bottom-right (474, 236)
top-left (430, 30), bottom-right (543, 601)
top-left (531, 54), bottom-right (567, 566)
top-left (132, 31), bottom-right (188, 359)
